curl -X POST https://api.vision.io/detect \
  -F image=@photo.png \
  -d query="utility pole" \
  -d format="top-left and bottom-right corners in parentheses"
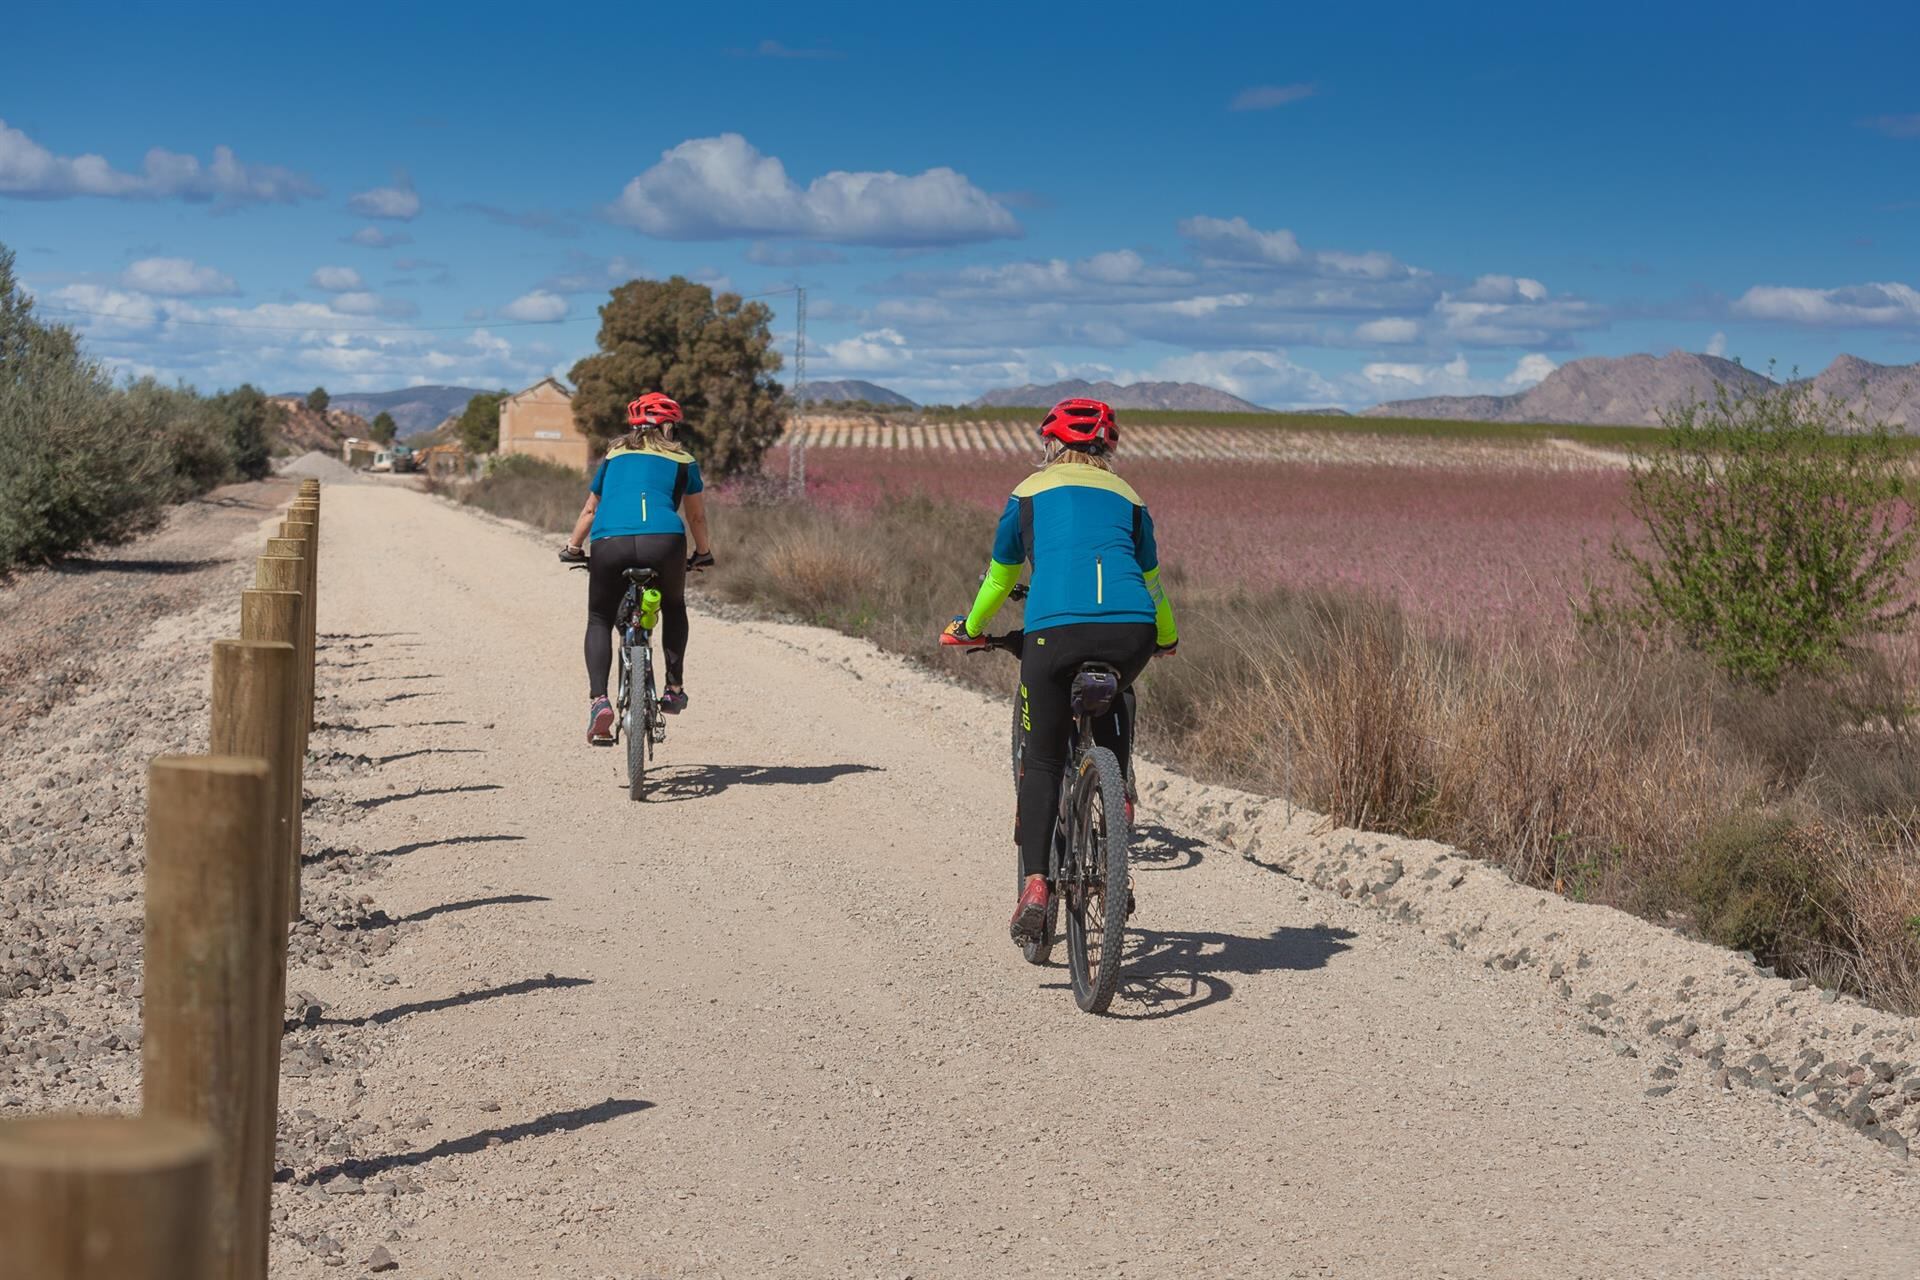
top-left (788, 285), bottom-right (807, 496)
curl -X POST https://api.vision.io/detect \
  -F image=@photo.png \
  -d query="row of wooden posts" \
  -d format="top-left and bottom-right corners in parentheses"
top-left (0, 480), bottom-right (324, 1278)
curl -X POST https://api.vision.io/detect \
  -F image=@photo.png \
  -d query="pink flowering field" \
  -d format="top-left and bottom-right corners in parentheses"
top-left (782, 446), bottom-right (1636, 631)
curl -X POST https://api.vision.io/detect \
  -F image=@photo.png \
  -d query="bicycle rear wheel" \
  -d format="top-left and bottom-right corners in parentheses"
top-left (1063, 745), bottom-right (1130, 1013)
top-left (624, 643), bottom-right (646, 801)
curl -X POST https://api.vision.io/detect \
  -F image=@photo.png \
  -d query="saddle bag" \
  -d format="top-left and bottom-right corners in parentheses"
top-left (1070, 667), bottom-right (1121, 719)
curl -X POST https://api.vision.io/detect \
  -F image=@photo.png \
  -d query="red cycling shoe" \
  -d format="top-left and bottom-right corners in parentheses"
top-left (1010, 874), bottom-right (1050, 945)
top-left (586, 696), bottom-right (615, 745)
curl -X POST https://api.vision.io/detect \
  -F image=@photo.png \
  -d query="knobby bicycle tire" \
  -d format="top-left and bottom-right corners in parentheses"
top-left (1064, 745), bottom-right (1130, 1013)
top-left (625, 642), bottom-right (647, 801)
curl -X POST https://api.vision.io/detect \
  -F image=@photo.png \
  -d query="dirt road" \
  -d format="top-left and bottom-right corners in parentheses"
top-left (267, 483), bottom-right (1916, 1278)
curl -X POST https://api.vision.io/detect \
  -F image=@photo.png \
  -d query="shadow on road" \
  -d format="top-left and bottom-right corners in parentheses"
top-left (1094, 925), bottom-right (1358, 1021)
top-left (642, 761), bottom-right (884, 803)
top-left (353, 783), bottom-right (501, 810)
top-left (370, 833), bottom-right (526, 859)
top-left (373, 747), bottom-right (484, 766)
top-left (390, 893), bottom-right (550, 925)
top-left (1133, 823), bottom-right (1207, 873)
top-left (294, 1098), bottom-right (654, 1185)
top-left (52, 556), bottom-right (230, 576)
top-left (311, 975), bottom-right (592, 1028)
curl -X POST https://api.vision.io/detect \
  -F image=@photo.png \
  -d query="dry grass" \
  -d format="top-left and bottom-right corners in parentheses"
top-left (428, 454), bottom-right (585, 534)
top-left (708, 494), bottom-right (1920, 1014)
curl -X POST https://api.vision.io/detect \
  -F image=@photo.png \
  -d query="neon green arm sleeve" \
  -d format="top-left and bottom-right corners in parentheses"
top-left (964, 560), bottom-right (1021, 637)
top-left (1144, 566), bottom-right (1178, 647)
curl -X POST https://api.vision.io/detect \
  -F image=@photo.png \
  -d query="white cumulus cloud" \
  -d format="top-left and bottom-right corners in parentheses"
top-left (120, 256), bottom-right (237, 297)
top-left (500, 290), bottom-right (567, 323)
top-left (310, 266), bottom-right (364, 292)
top-left (1355, 316), bottom-right (1419, 344)
top-left (348, 226), bottom-right (411, 249)
top-left (347, 173), bottom-right (421, 220)
top-left (1706, 331), bottom-right (1728, 356)
top-left (1732, 281), bottom-right (1920, 327)
top-left (608, 133), bottom-right (1020, 246)
top-left (0, 119), bottom-right (318, 205)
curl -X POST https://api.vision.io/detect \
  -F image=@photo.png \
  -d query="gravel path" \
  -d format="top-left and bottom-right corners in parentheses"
top-left (5, 479), bottom-right (1917, 1278)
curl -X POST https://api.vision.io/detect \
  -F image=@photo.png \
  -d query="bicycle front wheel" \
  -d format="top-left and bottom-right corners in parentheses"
top-left (624, 644), bottom-right (646, 801)
top-left (1063, 745), bottom-right (1130, 1013)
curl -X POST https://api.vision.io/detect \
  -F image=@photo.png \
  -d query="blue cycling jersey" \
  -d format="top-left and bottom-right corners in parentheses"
top-left (984, 466), bottom-right (1161, 632)
top-left (588, 446), bottom-right (703, 541)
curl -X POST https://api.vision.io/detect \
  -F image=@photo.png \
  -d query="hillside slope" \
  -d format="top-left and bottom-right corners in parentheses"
top-left (796, 379), bottom-right (915, 407)
top-left (305, 386), bottom-right (489, 435)
top-left (269, 398), bottom-right (370, 454)
top-left (1369, 352), bottom-right (1920, 428)
top-left (1368, 353), bottom-right (1772, 425)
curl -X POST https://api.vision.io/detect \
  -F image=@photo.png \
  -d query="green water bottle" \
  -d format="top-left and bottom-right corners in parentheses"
top-left (639, 587), bottom-right (662, 631)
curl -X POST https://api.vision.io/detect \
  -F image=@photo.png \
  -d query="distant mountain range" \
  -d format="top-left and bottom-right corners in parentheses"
top-left (285, 385), bottom-right (492, 434)
top-left (1367, 353), bottom-right (1920, 429)
top-left (796, 379), bottom-right (917, 407)
top-left (972, 379), bottom-right (1269, 413)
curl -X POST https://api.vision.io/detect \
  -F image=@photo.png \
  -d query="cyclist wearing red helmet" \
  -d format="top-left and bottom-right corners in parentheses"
top-left (560, 392), bottom-right (715, 742)
top-left (942, 398), bottom-right (1178, 945)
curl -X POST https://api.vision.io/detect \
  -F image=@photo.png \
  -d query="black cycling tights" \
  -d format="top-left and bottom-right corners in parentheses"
top-left (585, 533), bottom-right (688, 699)
top-left (1016, 621), bottom-right (1157, 879)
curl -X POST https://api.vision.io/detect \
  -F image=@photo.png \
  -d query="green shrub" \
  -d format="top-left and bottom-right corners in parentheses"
top-left (0, 241), bottom-right (273, 571)
top-left (1592, 381), bottom-right (1917, 689)
top-left (1677, 813), bottom-right (1848, 971)
top-left (449, 453), bottom-right (586, 532)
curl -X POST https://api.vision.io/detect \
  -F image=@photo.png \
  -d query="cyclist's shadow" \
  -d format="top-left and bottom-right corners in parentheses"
top-left (639, 762), bottom-right (883, 802)
top-left (1100, 924), bottom-right (1357, 1021)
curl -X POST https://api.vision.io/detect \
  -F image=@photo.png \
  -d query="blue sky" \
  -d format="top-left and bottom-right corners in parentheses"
top-left (5, 0), bottom-right (1919, 408)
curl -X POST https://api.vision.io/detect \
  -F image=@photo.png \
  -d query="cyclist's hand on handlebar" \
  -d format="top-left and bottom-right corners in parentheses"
top-left (1155, 641), bottom-right (1179, 658)
top-left (687, 549), bottom-right (716, 572)
top-left (557, 543), bottom-right (587, 564)
top-left (940, 616), bottom-right (988, 648)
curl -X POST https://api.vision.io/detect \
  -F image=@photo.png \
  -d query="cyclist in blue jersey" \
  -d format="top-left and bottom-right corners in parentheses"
top-left (941, 398), bottom-right (1178, 945)
top-left (559, 393), bottom-right (715, 743)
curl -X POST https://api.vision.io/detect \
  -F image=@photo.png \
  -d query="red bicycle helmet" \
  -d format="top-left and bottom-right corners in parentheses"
top-left (626, 392), bottom-right (684, 428)
top-left (1038, 398), bottom-right (1119, 452)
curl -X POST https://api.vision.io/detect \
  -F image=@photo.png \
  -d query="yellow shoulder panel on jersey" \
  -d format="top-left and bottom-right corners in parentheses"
top-left (1010, 466), bottom-right (1144, 505)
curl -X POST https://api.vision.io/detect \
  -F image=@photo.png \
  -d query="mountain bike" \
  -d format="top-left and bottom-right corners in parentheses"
top-left (959, 607), bottom-right (1135, 1014)
top-left (568, 561), bottom-right (666, 801)
top-left (987, 586), bottom-right (1138, 972)
top-left (611, 568), bottom-right (667, 801)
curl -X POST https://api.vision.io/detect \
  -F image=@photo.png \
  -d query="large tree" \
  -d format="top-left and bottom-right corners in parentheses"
top-left (569, 276), bottom-right (785, 476)
top-left (369, 410), bottom-right (397, 444)
top-left (215, 384), bottom-right (278, 481)
top-left (456, 391), bottom-right (506, 454)
top-left (307, 386), bottom-right (330, 413)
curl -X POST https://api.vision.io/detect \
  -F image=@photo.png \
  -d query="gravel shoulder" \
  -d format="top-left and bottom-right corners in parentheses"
top-left (5, 479), bottom-right (1918, 1278)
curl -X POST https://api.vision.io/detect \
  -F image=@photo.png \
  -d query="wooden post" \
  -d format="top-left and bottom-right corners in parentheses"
top-left (142, 755), bottom-right (274, 1280)
top-left (240, 585), bottom-right (308, 925)
top-left (255, 548), bottom-right (312, 923)
top-left (0, 1113), bottom-right (214, 1279)
top-left (208, 635), bottom-right (298, 1266)
top-left (283, 508), bottom-right (319, 741)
